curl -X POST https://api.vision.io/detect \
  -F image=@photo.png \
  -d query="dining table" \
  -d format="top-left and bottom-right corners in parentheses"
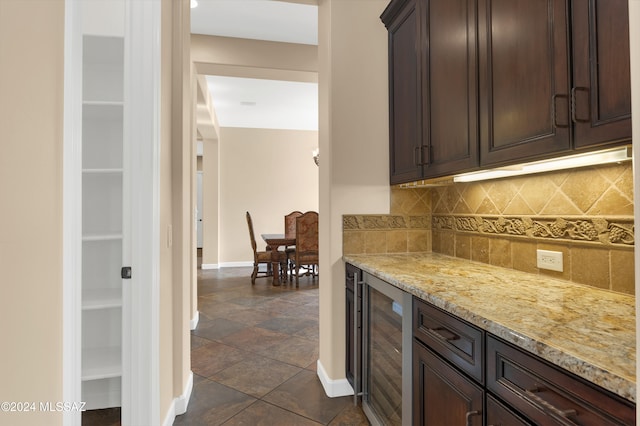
top-left (261, 233), bottom-right (295, 285)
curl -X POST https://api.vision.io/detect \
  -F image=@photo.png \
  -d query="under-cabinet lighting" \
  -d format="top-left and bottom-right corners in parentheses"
top-left (452, 146), bottom-right (632, 183)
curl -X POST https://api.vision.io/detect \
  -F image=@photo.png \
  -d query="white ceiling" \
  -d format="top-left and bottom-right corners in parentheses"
top-left (191, 0), bottom-right (317, 45)
top-left (191, 0), bottom-right (319, 130)
top-left (205, 75), bottom-right (318, 131)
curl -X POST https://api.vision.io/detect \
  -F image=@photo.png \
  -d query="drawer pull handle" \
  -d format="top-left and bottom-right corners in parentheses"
top-left (525, 388), bottom-right (578, 424)
top-left (428, 327), bottom-right (459, 341)
top-left (465, 410), bottom-right (481, 426)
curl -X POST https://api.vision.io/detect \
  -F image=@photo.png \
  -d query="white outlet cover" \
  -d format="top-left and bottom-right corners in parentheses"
top-left (536, 249), bottom-right (563, 272)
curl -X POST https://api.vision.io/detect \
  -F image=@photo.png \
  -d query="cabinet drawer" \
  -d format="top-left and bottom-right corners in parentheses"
top-left (413, 298), bottom-right (484, 383)
top-left (487, 336), bottom-right (635, 426)
top-left (487, 394), bottom-right (532, 426)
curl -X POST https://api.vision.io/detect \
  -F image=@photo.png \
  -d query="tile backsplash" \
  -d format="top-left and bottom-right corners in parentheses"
top-left (343, 162), bottom-right (635, 295)
top-left (431, 161), bottom-right (633, 216)
top-left (343, 187), bottom-right (432, 255)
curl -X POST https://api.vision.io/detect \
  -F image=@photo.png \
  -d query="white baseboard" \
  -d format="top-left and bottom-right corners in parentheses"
top-left (202, 261), bottom-right (259, 269)
top-left (200, 263), bottom-right (218, 270)
top-left (190, 311), bottom-right (199, 330)
top-left (162, 371), bottom-right (193, 426)
top-left (174, 372), bottom-right (193, 415)
top-left (219, 261), bottom-right (253, 268)
top-left (317, 360), bottom-right (354, 397)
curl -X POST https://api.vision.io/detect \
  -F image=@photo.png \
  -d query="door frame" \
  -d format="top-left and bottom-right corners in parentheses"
top-left (196, 171), bottom-right (203, 249)
top-left (62, 1), bottom-right (82, 423)
top-left (62, 0), bottom-right (161, 424)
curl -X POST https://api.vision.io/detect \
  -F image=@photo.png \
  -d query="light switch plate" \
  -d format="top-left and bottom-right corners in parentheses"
top-left (536, 249), bottom-right (563, 272)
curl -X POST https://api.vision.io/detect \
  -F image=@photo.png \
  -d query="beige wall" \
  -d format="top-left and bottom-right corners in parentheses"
top-left (192, 34), bottom-right (317, 82)
top-left (169, 0), bottom-right (193, 416)
top-left (317, 0), bottom-right (391, 384)
top-left (201, 138), bottom-right (220, 267)
top-left (195, 76), bottom-right (220, 269)
top-left (218, 127), bottom-right (319, 264)
top-left (0, 1), bottom-right (64, 425)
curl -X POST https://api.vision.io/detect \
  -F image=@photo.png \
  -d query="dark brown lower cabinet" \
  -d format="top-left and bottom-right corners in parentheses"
top-left (413, 297), bottom-right (636, 425)
top-left (487, 336), bottom-right (635, 426)
top-left (486, 394), bottom-right (532, 426)
top-left (413, 340), bottom-right (483, 426)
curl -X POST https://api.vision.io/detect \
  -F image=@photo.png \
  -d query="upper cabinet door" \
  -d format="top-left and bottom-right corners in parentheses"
top-left (478, 0), bottom-right (571, 167)
top-left (423, 0), bottom-right (479, 178)
top-left (383, 0), bottom-right (424, 185)
top-left (571, 0), bottom-right (631, 149)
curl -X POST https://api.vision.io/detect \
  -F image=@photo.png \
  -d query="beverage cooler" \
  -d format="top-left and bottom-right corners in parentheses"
top-left (361, 273), bottom-right (413, 426)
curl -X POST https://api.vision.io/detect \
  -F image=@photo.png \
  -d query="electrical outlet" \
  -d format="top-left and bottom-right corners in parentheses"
top-left (536, 249), bottom-right (563, 272)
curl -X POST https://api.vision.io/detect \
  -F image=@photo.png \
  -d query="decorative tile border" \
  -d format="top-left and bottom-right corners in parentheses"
top-left (432, 215), bottom-right (634, 247)
top-left (343, 215), bottom-right (431, 230)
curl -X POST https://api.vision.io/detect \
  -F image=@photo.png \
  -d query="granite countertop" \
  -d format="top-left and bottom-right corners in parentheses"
top-left (343, 252), bottom-right (636, 403)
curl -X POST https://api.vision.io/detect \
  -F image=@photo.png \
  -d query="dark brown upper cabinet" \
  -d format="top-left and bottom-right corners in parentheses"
top-left (571, 0), bottom-right (631, 149)
top-left (382, 0), bottom-right (479, 184)
top-left (382, 0), bottom-right (423, 184)
top-left (480, 0), bottom-right (631, 167)
top-left (478, 0), bottom-right (572, 167)
top-left (423, 0), bottom-right (479, 177)
top-left (382, 0), bottom-right (631, 183)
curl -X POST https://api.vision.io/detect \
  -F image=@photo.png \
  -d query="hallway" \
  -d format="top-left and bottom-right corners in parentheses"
top-left (174, 267), bottom-right (368, 425)
top-left (82, 267), bottom-right (368, 425)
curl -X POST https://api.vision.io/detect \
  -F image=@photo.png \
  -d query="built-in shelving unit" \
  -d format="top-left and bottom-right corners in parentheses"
top-left (81, 34), bottom-right (126, 411)
top-left (65, 1), bottom-right (161, 422)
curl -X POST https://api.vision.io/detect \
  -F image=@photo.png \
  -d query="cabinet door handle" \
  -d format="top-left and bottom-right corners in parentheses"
top-left (465, 410), bottom-right (481, 426)
top-left (413, 145), bottom-right (428, 166)
top-left (414, 146), bottom-right (421, 166)
top-left (428, 326), bottom-right (459, 341)
top-left (422, 144), bottom-right (429, 165)
top-left (552, 94), bottom-right (570, 128)
top-left (571, 86), bottom-right (591, 123)
top-left (525, 387), bottom-right (578, 425)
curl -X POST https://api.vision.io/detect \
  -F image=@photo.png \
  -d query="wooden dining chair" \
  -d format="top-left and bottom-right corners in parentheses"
top-left (284, 211), bottom-right (303, 275)
top-left (246, 211), bottom-right (287, 284)
top-left (284, 211), bottom-right (303, 238)
top-left (290, 211), bottom-right (319, 286)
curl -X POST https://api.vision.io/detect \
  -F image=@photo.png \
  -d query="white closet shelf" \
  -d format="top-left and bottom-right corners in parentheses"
top-left (82, 347), bottom-right (122, 381)
top-left (83, 289), bottom-right (122, 310)
top-left (83, 102), bottom-right (123, 120)
top-left (82, 234), bottom-right (123, 242)
top-left (83, 100), bottom-right (124, 106)
top-left (82, 168), bottom-right (124, 174)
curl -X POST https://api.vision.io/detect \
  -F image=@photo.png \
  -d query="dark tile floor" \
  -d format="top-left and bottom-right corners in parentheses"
top-left (82, 407), bottom-right (120, 425)
top-left (175, 266), bottom-right (369, 425)
top-left (82, 266), bottom-right (368, 425)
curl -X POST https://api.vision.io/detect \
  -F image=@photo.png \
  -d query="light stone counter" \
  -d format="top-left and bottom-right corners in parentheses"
top-left (343, 252), bottom-right (636, 403)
